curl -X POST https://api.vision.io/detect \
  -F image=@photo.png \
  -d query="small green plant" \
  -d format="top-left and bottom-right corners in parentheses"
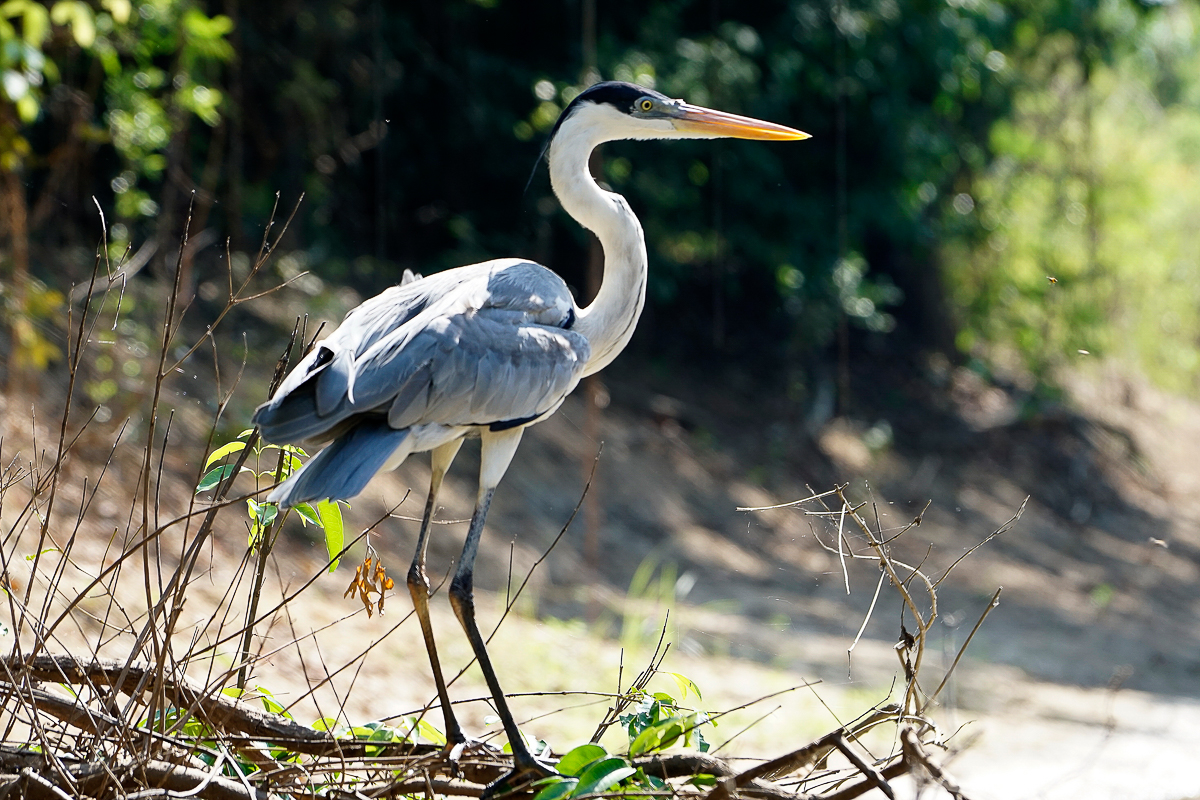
top-left (621, 689), bottom-right (710, 756)
top-left (137, 686), bottom-right (301, 778)
top-left (197, 429), bottom-right (345, 571)
top-left (532, 681), bottom-right (714, 800)
top-left (305, 715), bottom-right (447, 792)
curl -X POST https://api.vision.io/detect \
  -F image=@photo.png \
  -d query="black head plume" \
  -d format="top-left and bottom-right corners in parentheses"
top-left (526, 81), bottom-right (667, 194)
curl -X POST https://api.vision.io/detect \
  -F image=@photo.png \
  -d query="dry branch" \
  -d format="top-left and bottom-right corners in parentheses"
top-left (3, 656), bottom-right (450, 758)
top-left (637, 753), bottom-right (800, 800)
top-left (0, 747), bottom-right (268, 800)
top-left (2, 650), bottom-right (923, 800)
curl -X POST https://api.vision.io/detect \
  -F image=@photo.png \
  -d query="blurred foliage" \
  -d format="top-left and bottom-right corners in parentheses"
top-left (0, 0), bottom-right (229, 375)
top-left (6, 0), bottom-right (1200, 399)
top-left (2, 276), bottom-right (62, 369)
top-left (946, 0), bottom-right (1200, 392)
top-left (0, 0), bottom-right (230, 231)
top-left (100, 0), bottom-right (231, 225)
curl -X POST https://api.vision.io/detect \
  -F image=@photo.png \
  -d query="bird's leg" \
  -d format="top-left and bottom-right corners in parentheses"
top-left (449, 493), bottom-right (554, 790)
top-left (447, 429), bottom-right (555, 795)
top-left (407, 439), bottom-right (466, 748)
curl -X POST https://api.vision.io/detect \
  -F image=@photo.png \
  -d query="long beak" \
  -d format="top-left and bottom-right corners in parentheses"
top-left (671, 103), bottom-right (810, 141)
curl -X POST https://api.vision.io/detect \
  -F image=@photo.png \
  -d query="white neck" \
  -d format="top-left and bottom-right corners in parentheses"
top-left (548, 112), bottom-right (648, 377)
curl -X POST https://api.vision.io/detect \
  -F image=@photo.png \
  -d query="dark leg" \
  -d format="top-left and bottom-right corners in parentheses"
top-left (448, 430), bottom-right (553, 794)
top-left (407, 439), bottom-right (465, 746)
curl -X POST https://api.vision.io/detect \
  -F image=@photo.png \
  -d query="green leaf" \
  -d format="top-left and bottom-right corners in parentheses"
top-left (25, 547), bottom-right (58, 561)
top-left (367, 725), bottom-right (396, 742)
top-left (257, 502), bottom-right (278, 529)
top-left (574, 757), bottom-right (635, 796)
top-left (556, 744), bottom-right (607, 777)
top-left (182, 8), bottom-right (233, 39)
top-left (12, 92), bottom-right (35, 122)
top-left (532, 777), bottom-right (578, 800)
top-left (48, 2), bottom-right (70, 25)
top-left (629, 716), bottom-right (688, 756)
top-left (183, 717), bottom-right (215, 739)
top-left (415, 717), bottom-right (446, 746)
top-left (50, 1), bottom-right (93, 47)
top-left (20, 1), bottom-right (49, 45)
top-left (205, 440), bottom-right (247, 469)
top-left (666, 672), bottom-right (702, 701)
top-left (257, 689), bottom-right (287, 716)
top-left (294, 503), bottom-right (321, 527)
top-left (317, 499), bottom-right (344, 571)
top-left (247, 500), bottom-right (278, 546)
top-left (196, 463), bottom-right (242, 492)
top-left (311, 717), bottom-right (338, 732)
top-left (268, 744), bottom-right (296, 762)
top-left (100, 0), bottom-right (129, 23)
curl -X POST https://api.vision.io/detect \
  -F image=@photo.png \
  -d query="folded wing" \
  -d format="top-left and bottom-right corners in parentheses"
top-left (253, 259), bottom-right (590, 445)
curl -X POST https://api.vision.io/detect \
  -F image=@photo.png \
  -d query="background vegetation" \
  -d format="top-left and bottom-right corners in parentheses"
top-left (2, 0), bottom-right (1199, 399)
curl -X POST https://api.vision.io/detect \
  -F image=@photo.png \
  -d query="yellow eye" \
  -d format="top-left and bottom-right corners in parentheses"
top-left (639, 98), bottom-right (654, 112)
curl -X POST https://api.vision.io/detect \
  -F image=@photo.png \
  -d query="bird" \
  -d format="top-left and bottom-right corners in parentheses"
top-left (252, 80), bottom-right (807, 790)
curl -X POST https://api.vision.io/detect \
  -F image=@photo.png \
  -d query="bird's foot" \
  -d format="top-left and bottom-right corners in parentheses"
top-left (482, 758), bottom-right (558, 799)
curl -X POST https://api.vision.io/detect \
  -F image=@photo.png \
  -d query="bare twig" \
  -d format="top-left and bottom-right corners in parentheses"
top-left (922, 588), bottom-right (1002, 714)
top-left (901, 727), bottom-right (970, 800)
top-left (934, 498), bottom-right (1027, 588)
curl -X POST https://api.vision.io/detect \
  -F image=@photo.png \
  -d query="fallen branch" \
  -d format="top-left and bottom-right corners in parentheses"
top-left (3, 655), bottom-right (445, 758)
top-left (0, 748), bottom-right (268, 800)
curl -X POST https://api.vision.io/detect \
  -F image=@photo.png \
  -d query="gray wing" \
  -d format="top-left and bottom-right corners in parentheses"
top-left (253, 259), bottom-right (589, 443)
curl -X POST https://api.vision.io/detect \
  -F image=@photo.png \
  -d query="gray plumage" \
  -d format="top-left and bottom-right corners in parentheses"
top-left (269, 420), bottom-right (409, 508)
top-left (253, 258), bottom-right (589, 503)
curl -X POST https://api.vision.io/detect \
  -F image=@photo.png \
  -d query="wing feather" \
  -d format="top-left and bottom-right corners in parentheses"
top-left (254, 259), bottom-right (588, 445)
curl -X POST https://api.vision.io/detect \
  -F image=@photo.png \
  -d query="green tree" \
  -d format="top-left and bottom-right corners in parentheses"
top-left (944, 0), bottom-right (1200, 391)
top-left (0, 0), bottom-right (230, 383)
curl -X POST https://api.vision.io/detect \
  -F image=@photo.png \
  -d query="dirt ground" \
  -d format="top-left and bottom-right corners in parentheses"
top-left (3, 335), bottom-right (1199, 799)
top-left (347, 352), bottom-right (1200, 799)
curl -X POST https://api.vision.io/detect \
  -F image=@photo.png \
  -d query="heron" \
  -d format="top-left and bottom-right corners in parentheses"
top-left (252, 80), bottom-right (807, 789)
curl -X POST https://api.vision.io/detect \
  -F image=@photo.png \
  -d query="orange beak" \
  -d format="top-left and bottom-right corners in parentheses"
top-left (671, 103), bottom-right (810, 141)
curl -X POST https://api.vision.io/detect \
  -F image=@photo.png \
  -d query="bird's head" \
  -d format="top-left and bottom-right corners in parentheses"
top-left (549, 81), bottom-right (809, 147)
